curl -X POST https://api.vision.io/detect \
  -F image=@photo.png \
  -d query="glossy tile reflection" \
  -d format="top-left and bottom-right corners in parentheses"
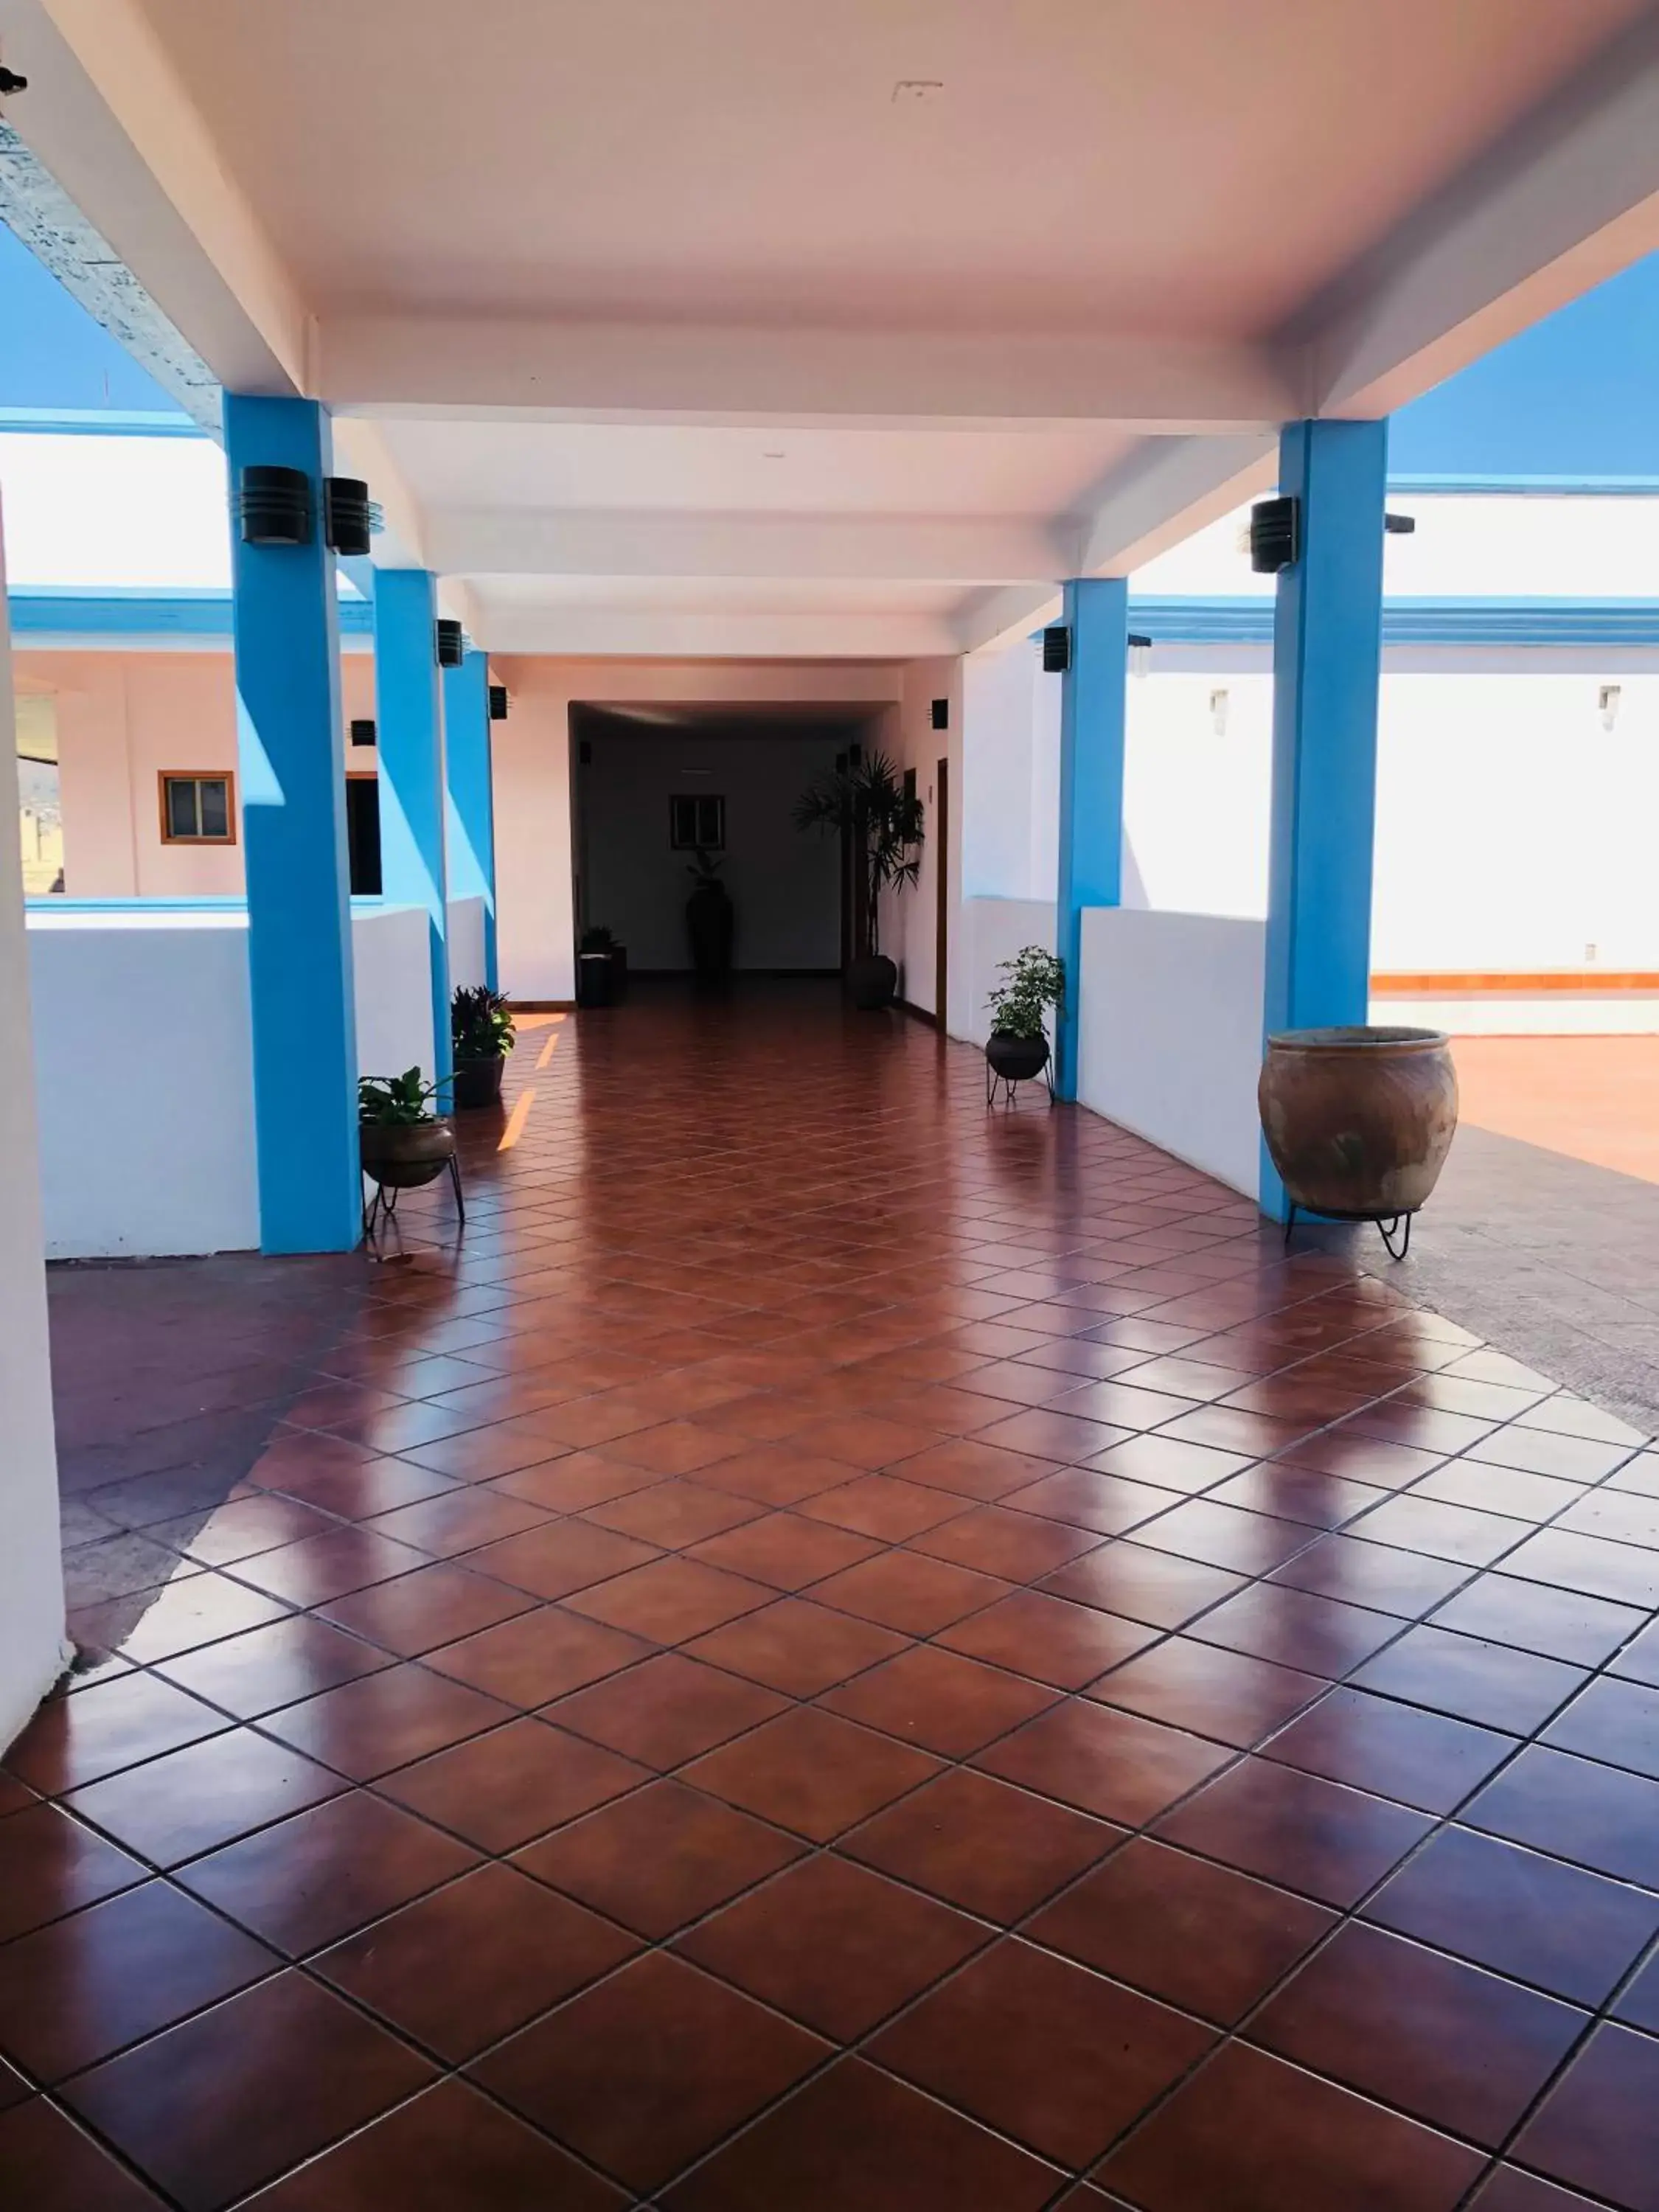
top-left (7, 982), bottom-right (1658, 2208)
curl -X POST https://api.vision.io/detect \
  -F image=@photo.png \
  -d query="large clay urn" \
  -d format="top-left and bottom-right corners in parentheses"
top-left (1259, 1027), bottom-right (1458, 1221)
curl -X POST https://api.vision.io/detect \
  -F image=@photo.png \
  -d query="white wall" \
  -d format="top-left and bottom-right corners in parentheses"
top-left (353, 902), bottom-right (439, 1088)
top-left (580, 728), bottom-right (844, 970)
top-left (880, 655), bottom-right (962, 1015)
top-left (0, 507), bottom-right (69, 1751)
top-left (27, 909), bottom-right (261, 1259)
top-left (446, 893), bottom-right (487, 994)
top-left (954, 897), bottom-right (1057, 1048)
top-left (1119, 658), bottom-right (1659, 1019)
top-left (1079, 906), bottom-right (1265, 1197)
top-left (27, 900), bottom-right (437, 1259)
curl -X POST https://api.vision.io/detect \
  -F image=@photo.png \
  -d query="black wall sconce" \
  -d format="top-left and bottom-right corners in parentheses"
top-left (1042, 625), bottom-right (1071, 673)
top-left (488, 684), bottom-right (509, 722)
top-left (930, 697), bottom-right (949, 731)
top-left (324, 476), bottom-right (374, 557)
top-left (1384, 512), bottom-right (1417, 536)
top-left (349, 718), bottom-right (377, 748)
top-left (1249, 495), bottom-right (1300, 574)
top-left (236, 465), bottom-right (312, 547)
top-left (435, 618), bottom-right (465, 668)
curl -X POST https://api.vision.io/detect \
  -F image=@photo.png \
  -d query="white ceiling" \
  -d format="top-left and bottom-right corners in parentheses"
top-left (140, 0), bottom-right (1641, 337)
top-left (372, 419), bottom-right (1138, 517)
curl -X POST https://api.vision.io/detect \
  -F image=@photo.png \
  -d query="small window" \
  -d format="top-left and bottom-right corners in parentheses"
top-left (159, 773), bottom-right (237, 844)
top-left (669, 794), bottom-right (725, 850)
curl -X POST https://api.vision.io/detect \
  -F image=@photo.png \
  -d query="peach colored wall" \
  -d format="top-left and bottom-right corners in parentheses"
top-left (14, 650), bottom-right (375, 898)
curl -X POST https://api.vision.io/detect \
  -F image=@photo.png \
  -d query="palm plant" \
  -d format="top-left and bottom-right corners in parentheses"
top-left (791, 750), bottom-right (924, 959)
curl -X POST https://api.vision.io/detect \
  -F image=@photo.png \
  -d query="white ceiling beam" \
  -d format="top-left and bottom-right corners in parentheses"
top-left (0, 0), bottom-right (307, 394)
top-left (428, 509), bottom-right (1066, 584)
top-left (953, 431), bottom-right (1276, 655)
top-left (1293, 10), bottom-right (1659, 419)
top-left (319, 317), bottom-right (1294, 430)
top-left (327, 416), bottom-right (431, 570)
top-left (469, 604), bottom-right (959, 660)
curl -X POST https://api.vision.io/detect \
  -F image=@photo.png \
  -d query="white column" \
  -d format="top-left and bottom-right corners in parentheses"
top-left (0, 491), bottom-right (69, 1750)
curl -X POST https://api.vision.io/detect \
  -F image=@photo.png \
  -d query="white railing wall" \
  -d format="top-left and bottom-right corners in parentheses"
top-left (952, 897), bottom-right (1057, 1047)
top-left (1077, 907), bottom-right (1266, 1199)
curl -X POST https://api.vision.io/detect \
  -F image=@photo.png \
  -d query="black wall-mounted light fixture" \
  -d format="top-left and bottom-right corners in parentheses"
top-left (1249, 495), bottom-right (1300, 574)
top-left (488, 684), bottom-right (509, 722)
top-left (930, 697), bottom-right (949, 731)
top-left (1383, 512), bottom-right (1417, 536)
top-left (236, 465), bottom-right (312, 547)
top-left (1041, 625), bottom-right (1071, 673)
top-left (0, 66), bottom-right (28, 93)
top-left (435, 618), bottom-right (465, 668)
top-left (323, 476), bottom-right (374, 557)
top-left (349, 718), bottom-right (377, 748)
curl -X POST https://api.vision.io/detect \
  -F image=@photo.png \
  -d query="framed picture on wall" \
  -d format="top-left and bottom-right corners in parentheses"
top-left (669, 794), bottom-right (725, 849)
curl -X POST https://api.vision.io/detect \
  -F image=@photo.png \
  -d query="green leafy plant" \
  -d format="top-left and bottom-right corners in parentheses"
top-left (686, 846), bottom-right (727, 891)
top-left (451, 984), bottom-right (515, 1062)
top-left (987, 946), bottom-right (1065, 1041)
top-left (791, 750), bottom-right (924, 958)
top-left (358, 1068), bottom-right (446, 1125)
top-left (580, 924), bottom-right (619, 953)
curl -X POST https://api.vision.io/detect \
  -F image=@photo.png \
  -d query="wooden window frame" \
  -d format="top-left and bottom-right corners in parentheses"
top-left (158, 771), bottom-right (237, 846)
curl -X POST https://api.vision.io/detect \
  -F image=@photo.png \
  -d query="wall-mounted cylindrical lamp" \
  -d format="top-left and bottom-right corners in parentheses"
top-left (435, 619), bottom-right (465, 668)
top-left (236, 465), bottom-right (313, 546)
top-left (488, 684), bottom-right (509, 721)
top-left (1249, 495), bottom-right (1299, 574)
top-left (1041, 625), bottom-right (1071, 673)
top-left (324, 476), bottom-right (374, 557)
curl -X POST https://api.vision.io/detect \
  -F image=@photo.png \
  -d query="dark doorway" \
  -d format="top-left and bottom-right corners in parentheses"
top-left (346, 774), bottom-right (381, 895)
top-left (570, 703), bottom-right (873, 974)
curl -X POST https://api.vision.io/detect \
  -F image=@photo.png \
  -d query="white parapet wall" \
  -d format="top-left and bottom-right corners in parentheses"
top-left (353, 900), bottom-right (442, 1087)
top-left (1078, 907), bottom-right (1266, 1200)
top-left (953, 897), bottom-right (1057, 1047)
top-left (27, 905), bottom-right (261, 1258)
top-left (445, 894), bottom-right (488, 996)
top-left (27, 899), bottom-right (439, 1257)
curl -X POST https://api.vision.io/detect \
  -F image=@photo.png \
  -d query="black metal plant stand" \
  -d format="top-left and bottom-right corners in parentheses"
top-left (985, 1057), bottom-right (1056, 1110)
top-left (1284, 1200), bottom-right (1413, 1261)
top-left (362, 1154), bottom-right (465, 1239)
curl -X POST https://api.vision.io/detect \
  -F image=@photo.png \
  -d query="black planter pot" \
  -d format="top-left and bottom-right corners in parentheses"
top-left (452, 1056), bottom-right (505, 1110)
top-left (576, 950), bottom-right (615, 1007)
top-left (686, 886), bottom-right (734, 977)
top-left (846, 953), bottom-right (897, 1010)
top-left (987, 1031), bottom-right (1049, 1082)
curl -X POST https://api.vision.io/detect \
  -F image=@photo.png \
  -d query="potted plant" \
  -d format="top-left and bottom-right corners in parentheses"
top-left (986, 946), bottom-right (1064, 1092)
top-left (792, 750), bottom-right (924, 1009)
top-left (451, 984), bottom-right (515, 1108)
top-left (580, 923), bottom-right (627, 1004)
top-left (684, 846), bottom-right (734, 978)
top-left (358, 1068), bottom-right (462, 1229)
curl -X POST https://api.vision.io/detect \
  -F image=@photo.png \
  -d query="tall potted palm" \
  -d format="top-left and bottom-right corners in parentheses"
top-left (792, 750), bottom-right (924, 1008)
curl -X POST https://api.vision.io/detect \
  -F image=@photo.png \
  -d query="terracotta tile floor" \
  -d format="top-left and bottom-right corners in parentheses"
top-left (7, 980), bottom-right (1659, 2208)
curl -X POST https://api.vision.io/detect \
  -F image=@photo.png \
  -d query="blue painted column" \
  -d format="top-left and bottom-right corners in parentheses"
top-left (223, 394), bottom-right (361, 1254)
top-left (442, 650), bottom-right (498, 990)
top-left (373, 570), bottom-right (452, 1093)
top-left (1054, 576), bottom-right (1129, 1099)
top-left (1262, 417), bottom-right (1389, 1217)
